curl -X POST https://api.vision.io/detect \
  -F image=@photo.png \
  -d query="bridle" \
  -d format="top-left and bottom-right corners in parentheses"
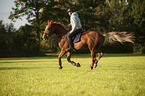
top-left (43, 24), bottom-right (52, 40)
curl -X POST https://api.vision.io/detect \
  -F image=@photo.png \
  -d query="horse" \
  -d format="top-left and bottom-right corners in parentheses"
top-left (43, 20), bottom-right (134, 70)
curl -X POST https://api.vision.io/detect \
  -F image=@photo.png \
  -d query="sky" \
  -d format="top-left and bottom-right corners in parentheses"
top-left (0, 0), bottom-right (28, 29)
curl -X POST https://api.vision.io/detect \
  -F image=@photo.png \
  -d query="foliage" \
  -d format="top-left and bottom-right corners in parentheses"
top-left (127, 0), bottom-right (145, 53)
top-left (0, 20), bottom-right (16, 56)
top-left (0, 54), bottom-right (145, 95)
top-left (14, 24), bottom-right (39, 56)
top-left (0, 20), bottom-right (40, 57)
top-left (41, 35), bottom-right (58, 53)
top-left (129, 0), bottom-right (145, 46)
top-left (5, 0), bottom-right (145, 55)
top-left (133, 43), bottom-right (145, 54)
top-left (9, 0), bottom-right (60, 51)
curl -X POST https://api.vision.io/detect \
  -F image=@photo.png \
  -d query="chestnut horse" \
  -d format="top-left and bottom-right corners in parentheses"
top-left (43, 21), bottom-right (134, 70)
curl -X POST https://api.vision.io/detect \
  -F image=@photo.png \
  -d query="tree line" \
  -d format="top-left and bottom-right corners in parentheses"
top-left (0, 0), bottom-right (145, 57)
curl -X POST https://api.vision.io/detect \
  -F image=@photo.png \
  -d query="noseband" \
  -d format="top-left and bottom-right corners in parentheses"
top-left (45, 25), bottom-right (53, 36)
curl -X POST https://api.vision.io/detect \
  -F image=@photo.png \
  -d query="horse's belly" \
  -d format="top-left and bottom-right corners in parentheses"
top-left (74, 42), bottom-right (88, 50)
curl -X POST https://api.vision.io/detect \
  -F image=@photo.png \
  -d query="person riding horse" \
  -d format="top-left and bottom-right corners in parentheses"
top-left (66, 8), bottom-right (82, 52)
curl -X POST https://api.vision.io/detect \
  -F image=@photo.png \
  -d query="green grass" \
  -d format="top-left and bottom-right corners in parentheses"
top-left (0, 54), bottom-right (145, 96)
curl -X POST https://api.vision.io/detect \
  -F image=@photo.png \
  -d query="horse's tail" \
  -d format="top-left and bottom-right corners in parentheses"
top-left (103, 31), bottom-right (134, 44)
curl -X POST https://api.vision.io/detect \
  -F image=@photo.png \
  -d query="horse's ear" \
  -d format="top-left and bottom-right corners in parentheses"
top-left (49, 21), bottom-right (52, 25)
top-left (48, 20), bottom-right (52, 25)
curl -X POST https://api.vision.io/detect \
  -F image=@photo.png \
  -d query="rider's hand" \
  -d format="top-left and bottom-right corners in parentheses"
top-left (67, 24), bottom-right (71, 27)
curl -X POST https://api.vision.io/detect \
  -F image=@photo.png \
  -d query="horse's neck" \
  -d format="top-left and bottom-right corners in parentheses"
top-left (55, 26), bottom-right (68, 41)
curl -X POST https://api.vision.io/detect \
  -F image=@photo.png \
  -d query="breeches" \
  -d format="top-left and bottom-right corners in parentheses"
top-left (66, 29), bottom-right (82, 38)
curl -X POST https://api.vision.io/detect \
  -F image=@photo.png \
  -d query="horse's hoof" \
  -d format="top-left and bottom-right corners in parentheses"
top-left (94, 60), bottom-right (98, 68)
top-left (94, 64), bottom-right (97, 68)
top-left (90, 66), bottom-right (93, 70)
top-left (73, 63), bottom-right (76, 66)
top-left (59, 66), bottom-right (63, 69)
top-left (70, 61), bottom-right (76, 66)
top-left (76, 63), bottom-right (81, 67)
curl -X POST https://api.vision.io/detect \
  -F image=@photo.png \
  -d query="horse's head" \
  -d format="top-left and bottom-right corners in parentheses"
top-left (43, 20), bottom-right (68, 40)
top-left (43, 20), bottom-right (54, 40)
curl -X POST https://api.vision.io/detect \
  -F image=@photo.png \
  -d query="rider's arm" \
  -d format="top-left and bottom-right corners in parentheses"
top-left (70, 16), bottom-right (77, 33)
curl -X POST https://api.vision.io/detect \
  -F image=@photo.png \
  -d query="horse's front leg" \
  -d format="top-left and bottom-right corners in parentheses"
top-left (67, 52), bottom-right (81, 67)
top-left (58, 50), bottom-right (66, 69)
top-left (90, 51), bottom-right (96, 70)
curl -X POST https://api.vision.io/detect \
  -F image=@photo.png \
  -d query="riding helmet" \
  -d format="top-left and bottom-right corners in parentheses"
top-left (67, 8), bottom-right (75, 12)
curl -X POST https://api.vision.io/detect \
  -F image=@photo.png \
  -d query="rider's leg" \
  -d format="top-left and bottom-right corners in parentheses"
top-left (66, 32), bottom-right (74, 52)
top-left (66, 29), bottom-right (82, 52)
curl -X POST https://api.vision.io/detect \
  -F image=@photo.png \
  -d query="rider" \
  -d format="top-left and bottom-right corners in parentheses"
top-left (66, 8), bottom-right (82, 52)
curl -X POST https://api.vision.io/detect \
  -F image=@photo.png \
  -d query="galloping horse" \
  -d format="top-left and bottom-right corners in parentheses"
top-left (43, 20), bottom-right (134, 70)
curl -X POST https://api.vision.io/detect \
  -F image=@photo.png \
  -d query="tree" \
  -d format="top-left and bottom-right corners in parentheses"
top-left (0, 20), bottom-right (16, 57)
top-left (8, 0), bottom-right (144, 54)
top-left (14, 24), bottom-right (39, 55)
top-left (9, 0), bottom-right (58, 52)
top-left (71, 0), bottom-right (106, 31)
top-left (128, 0), bottom-right (145, 53)
top-left (41, 0), bottom-right (71, 24)
top-left (104, 0), bottom-right (129, 31)
top-left (128, 0), bottom-right (145, 43)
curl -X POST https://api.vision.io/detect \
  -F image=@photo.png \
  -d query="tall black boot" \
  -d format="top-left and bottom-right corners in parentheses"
top-left (66, 37), bottom-right (73, 52)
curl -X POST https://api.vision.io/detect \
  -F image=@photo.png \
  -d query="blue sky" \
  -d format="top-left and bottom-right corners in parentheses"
top-left (0, 0), bottom-right (28, 29)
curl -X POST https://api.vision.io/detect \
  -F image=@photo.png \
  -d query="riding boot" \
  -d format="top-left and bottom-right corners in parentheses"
top-left (66, 37), bottom-right (73, 52)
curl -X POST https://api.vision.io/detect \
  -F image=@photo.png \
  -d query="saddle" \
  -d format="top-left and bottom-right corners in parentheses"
top-left (65, 30), bottom-right (83, 43)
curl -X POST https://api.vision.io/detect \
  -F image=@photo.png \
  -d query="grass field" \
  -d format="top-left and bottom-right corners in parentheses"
top-left (0, 54), bottom-right (145, 96)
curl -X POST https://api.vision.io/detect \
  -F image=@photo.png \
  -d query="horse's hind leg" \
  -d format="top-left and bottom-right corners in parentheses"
top-left (97, 52), bottom-right (103, 60)
top-left (94, 52), bottom-right (103, 68)
top-left (67, 52), bottom-right (81, 67)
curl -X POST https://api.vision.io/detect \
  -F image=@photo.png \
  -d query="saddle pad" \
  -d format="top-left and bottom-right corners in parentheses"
top-left (65, 32), bottom-right (83, 43)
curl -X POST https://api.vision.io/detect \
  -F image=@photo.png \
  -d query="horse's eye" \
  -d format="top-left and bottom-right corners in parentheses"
top-left (48, 25), bottom-right (52, 30)
top-left (48, 28), bottom-right (50, 30)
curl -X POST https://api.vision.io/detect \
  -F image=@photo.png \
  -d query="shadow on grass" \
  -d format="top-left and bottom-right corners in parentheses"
top-left (102, 54), bottom-right (145, 57)
top-left (22, 54), bottom-right (145, 59)
top-left (0, 66), bottom-right (54, 70)
top-left (67, 53), bottom-right (145, 58)
top-left (0, 54), bottom-right (144, 60)
top-left (0, 55), bottom-right (58, 60)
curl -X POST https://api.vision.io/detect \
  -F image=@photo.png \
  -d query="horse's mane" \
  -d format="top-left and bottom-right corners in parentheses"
top-left (53, 22), bottom-right (69, 31)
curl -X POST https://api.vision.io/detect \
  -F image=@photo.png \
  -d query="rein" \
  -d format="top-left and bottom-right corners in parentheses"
top-left (44, 22), bottom-right (69, 41)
